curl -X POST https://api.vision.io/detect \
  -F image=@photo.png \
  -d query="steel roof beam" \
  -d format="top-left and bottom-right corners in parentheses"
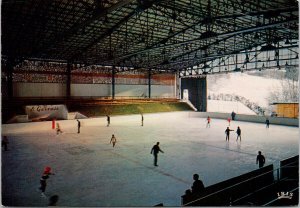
top-left (37, 0), bottom-right (136, 55)
top-left (115, 17), bottom-right (297, 63)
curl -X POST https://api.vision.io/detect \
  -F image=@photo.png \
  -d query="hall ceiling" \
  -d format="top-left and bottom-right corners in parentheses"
top-left (2, 0), bottom-right (299, 72)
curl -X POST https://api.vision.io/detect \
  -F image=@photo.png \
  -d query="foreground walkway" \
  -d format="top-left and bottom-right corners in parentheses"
top-left (2, 112), bottom-right (298, 206)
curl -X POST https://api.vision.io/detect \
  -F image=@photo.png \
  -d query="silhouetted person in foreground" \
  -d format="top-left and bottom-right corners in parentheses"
top-left (106, 115), bottom-right (110, 127)
top-left (48, 195), bottom-right (59, 206)
top-left (2, 136), bottom-right (9, 151)
top-left (141, 114), bottom-right (144, 126)
top-left (110, 134), bottom-right (117, 147)
top-left (231, 111), bottom-right (236, 120)
top-left (236, 126), bottom-right (241, 141)
top-left (77, 119), bottom-right (81, 134)
top-left (151, 142), bottom-right (164, 166)
top-left (265, 118), bottom-right (270, 128)
top-left (256, 151), bottom-right (265, 168)
top-left (191, 174), bottom-right (205, 194)
top-left (225, 127), bottom-right (234, 141)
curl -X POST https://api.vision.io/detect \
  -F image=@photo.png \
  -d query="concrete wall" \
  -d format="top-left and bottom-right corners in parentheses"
top-left (13, 83), bottom-right (66, 97)
top-left (188, 112), bottom-right (299, 127)
top-left (13, 83), bottom-right (175, 98)
top-left (71, 84), bottom-right (111, 97)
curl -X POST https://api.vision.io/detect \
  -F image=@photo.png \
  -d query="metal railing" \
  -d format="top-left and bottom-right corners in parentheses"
top-left (183, 158), bottom-right (298, 206)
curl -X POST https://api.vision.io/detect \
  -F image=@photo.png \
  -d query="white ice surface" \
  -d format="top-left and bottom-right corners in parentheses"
top-left (1, 112), bottom-right (299, 206)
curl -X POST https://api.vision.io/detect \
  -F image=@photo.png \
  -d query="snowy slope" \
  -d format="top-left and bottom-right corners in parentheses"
top-left (207, 100), bottom-right (256, 115)
top-left (207, 72), bottom-right (283, 108)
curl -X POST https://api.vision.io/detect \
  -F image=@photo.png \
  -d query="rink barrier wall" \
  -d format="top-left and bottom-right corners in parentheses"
top-left (188, 112), bottom-right (299, 127)
top-left (280, 155), bottom-right (299, 180)
top-left (182, 165), bottom-right (274, 206)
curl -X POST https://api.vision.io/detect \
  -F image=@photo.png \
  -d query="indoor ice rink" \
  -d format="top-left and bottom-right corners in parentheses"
top-left (2, 112), bottom-right (298, 206)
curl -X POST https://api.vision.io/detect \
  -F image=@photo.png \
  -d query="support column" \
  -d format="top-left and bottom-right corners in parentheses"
top-left (66, 62), bottom-right (72, 99)
top-left (148, 68), bottom-right (151, 98)
top-left (112, 66), bottom-right (115, 99)
top-left (7, 60), bottom-right (14, 98)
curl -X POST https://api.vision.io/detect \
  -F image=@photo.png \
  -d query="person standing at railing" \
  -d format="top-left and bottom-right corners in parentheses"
top-left (265, 118), bottom-right (270, 128)
top-left (231, 111), bottom-right (236, 120)
top-left (256, 151), bottom-right (265, 168)
top-left (191, 174), bottom-right (205, 194)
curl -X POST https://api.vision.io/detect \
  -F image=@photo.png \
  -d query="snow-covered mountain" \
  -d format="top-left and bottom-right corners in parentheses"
top-left (207, 71), bottom-right (284, 109)
top-left (207, 100), bottom-right (256, 115)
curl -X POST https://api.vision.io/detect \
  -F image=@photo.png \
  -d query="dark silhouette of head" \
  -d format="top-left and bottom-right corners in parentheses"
top-left (157, 142), bottom-right (160, 145)
top-left (193, 174), bottom-right (199, 180)
top-left (48, 195), bottom-right (59, 206)
top-left (258, 151), bottom-right (262, 155)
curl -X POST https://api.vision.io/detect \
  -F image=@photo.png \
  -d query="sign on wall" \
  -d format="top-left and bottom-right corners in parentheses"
top-left (25, 105), bottom-right (68, 120)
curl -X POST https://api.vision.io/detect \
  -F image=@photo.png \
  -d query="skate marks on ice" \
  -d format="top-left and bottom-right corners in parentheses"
top-left (111, 151), bottom-right (190, 185)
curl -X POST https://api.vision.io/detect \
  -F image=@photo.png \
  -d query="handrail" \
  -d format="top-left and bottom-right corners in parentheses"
top-left (183, 157), bottom-right (299, 206)
top-left (183, 167), bottom-right (275, 206)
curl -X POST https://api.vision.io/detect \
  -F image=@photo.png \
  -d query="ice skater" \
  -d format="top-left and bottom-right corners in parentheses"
top-left (236, 126), bottom-right (241, 141)
top-left (227, 117), bottom-right (231, 126)
top-left (225, 127), bottom-right (234, 141)
top-left (106, 115), bottom-right (110, 127)
top-left (2, 136), bottom-right (9, 151)
top-left (191, 174), bottom-right (205, 194)
top-left (77, 119), bottom-right (81, 134)
top-left (256, 151), bottom-right (265, 168)
top-left (265, 118), bottom-right (270, 128)
top-left (56, 123), bottom-right (63, 135)
top-left (141, 114), bottom-right (144, 126)
top-left (150, 142), bottom-right (164, 166)
top-left (110, 134), bottom-right (117, 147)
top-left (38, 167), bottom-right (55, 197)
top-left (206, 116), bottom-right (211, 128)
